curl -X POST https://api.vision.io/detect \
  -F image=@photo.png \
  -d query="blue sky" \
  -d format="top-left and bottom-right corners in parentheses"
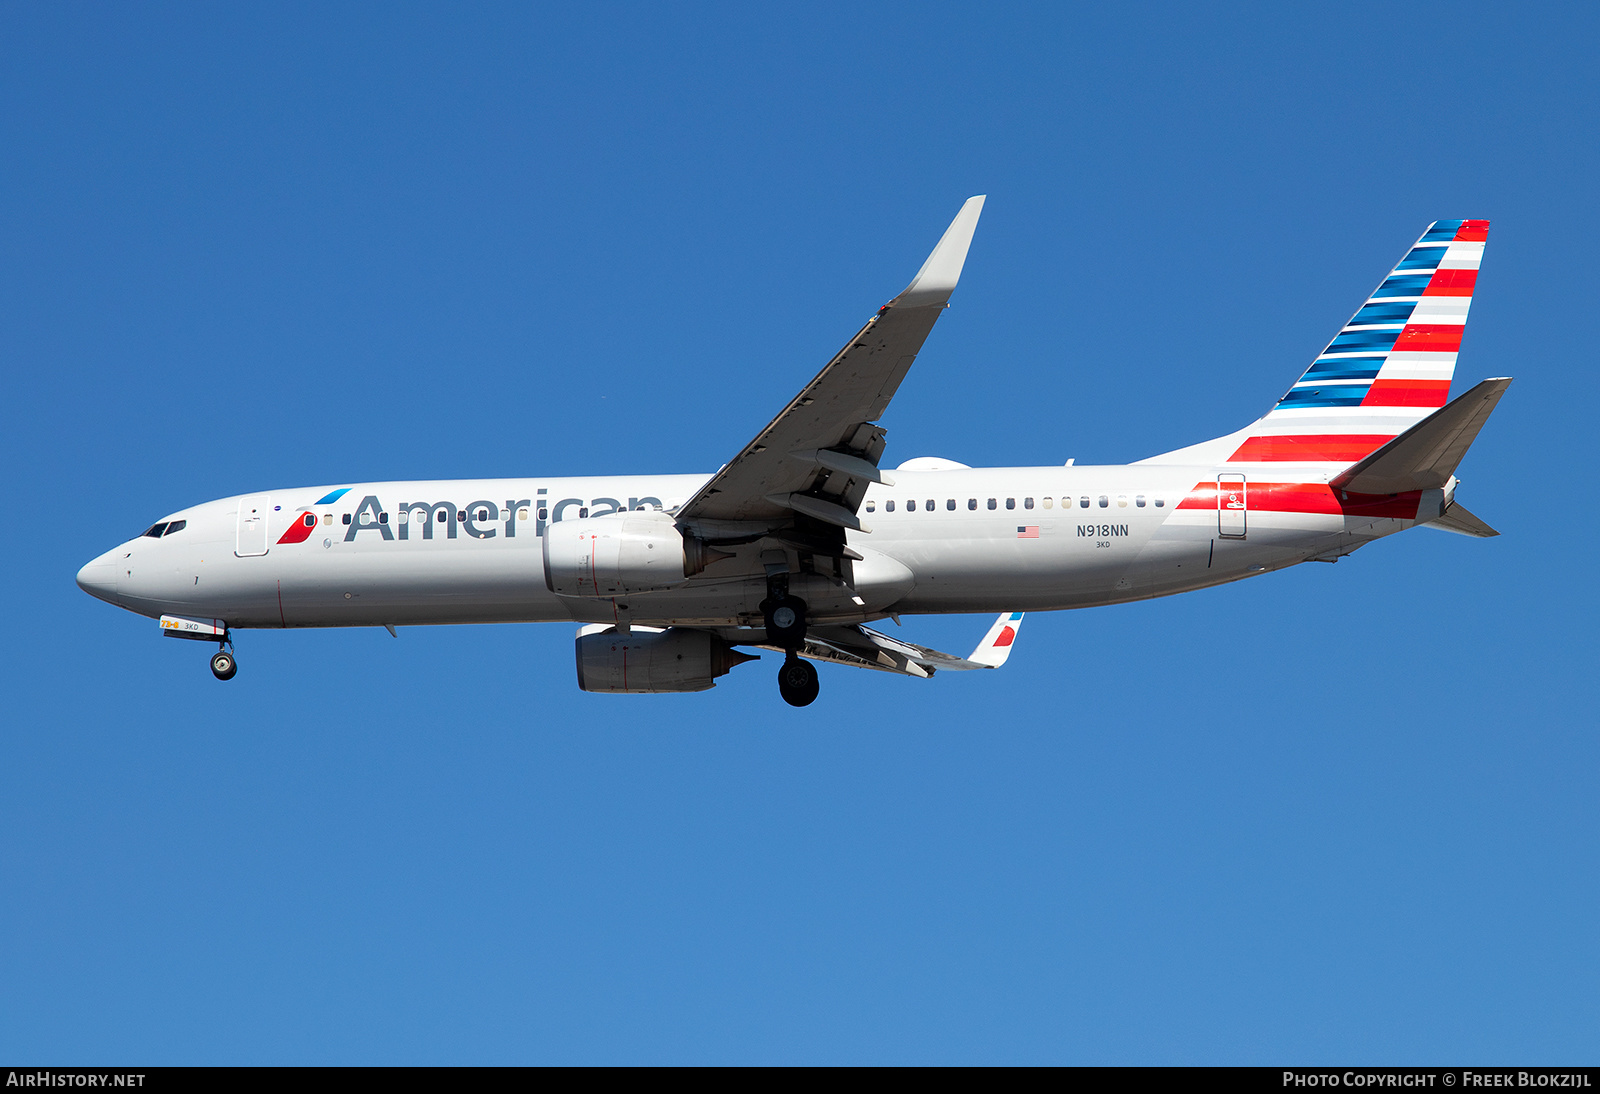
top-left (3, 2), bottom-right (1597, 1064)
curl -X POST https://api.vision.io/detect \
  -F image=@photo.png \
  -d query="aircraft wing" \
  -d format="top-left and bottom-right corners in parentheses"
top-left (739, 611), bottom-right (1024, 678)
top-left (677, 196), bottom-right (986, 530)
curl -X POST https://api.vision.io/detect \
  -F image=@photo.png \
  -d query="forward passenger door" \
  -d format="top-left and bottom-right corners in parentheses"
top-left (236, 495), bottom-right (271, 557)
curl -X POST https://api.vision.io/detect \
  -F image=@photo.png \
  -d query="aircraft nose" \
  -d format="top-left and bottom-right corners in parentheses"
top-left (75, 550), bottom-right (120, 604)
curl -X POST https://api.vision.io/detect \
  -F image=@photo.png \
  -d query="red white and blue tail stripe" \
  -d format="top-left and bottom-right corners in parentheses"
top-left (1276, 219), bottom-right (1486, 414)
top-left (1230, 220), bottom-right (1488, 468)
top-left (1138, 221), bottom-right (1489, 473)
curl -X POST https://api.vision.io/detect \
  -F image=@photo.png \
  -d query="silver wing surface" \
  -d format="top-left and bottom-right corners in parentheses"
top-left (720, 612), bottom-right (1026, 679)
top-left (677, 196), bottom-right (986, 546)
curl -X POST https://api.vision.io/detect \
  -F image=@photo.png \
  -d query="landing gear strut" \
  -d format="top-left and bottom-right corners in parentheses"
top-left (762, 569), bottom-right (815, 705)
top-left (209, 633), bottom-right (238, 681)
top-left (761, 592), bottom-right (808, 649)
top-left (778, 654), bottom-right (819, 707)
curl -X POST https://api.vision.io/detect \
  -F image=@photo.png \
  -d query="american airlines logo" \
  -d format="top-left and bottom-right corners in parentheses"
top-left (276, 490), bottom-right (666, 546)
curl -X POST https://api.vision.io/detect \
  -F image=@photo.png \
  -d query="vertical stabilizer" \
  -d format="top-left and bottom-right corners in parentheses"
top-left (1140, 220), bottom-right (1489, 469)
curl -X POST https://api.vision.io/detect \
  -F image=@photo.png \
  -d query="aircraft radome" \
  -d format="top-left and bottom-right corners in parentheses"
top-left (77, 199), bottom-right (1508, 706)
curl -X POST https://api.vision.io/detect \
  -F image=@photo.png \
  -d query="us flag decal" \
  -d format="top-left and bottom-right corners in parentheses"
top-left (1016, 526), bottom-right (1039, 539)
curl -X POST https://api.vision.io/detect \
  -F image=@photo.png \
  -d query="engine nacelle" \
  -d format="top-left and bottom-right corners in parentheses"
top-left (574, 625), bottom-right (758, 693)
top-left (544, 511), bottom-right (716, 597)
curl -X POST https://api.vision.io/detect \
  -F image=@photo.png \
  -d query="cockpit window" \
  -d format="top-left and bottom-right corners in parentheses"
top-left (142, 523), bottom-right (168, 538)
top-left (163, 520), bottom-right (186, 535)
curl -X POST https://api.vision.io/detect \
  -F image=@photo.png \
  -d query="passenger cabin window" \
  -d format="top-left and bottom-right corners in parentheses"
top-left (1154, 498), bottom-right (1165, 507)
top-left (518, 508), bottom-right (529, 521)
top-left (323, 513), bottom-right (333, 525)
top-left (886, 500), bottom-right (895, 512)
top-left (1136, 495), bottom-right (1146, 508)
top-left (1024, 497), bottom-right (1034, 510)
top-left (1080, 497), bottom-right (1089, 508)
top-left (379, 512), bottom-right (389, 524)
top-left (946, 499), bottom-right (955, 511)
top-left (865, 501), bottom-right (876, 512)
top-left (538, 507), bottom-right (548, 520)
top-left (1043, 497), bottom-right (1053, 509)
top-left (301, 513), bottom-right (316, 528)
top-left (1006, 498), bottom-right (1015, 510)
top-left (926, 499), bottom-right (935, 511)
top-left (987, 498), bottom-right (996, 510)
top-left (1117, 496), bottom-right (1128, 508)
top-left (342, 513), bottom-right (352, 525)
top-left (968, 498), bottom-right (977, 510)
top-left (1098, 496), bottom-right (1109, 508)
top-left (142, 523), bottom-right (168, 538)
top-left (578, 507), bottom-right (589, 518)
top-left (907, 499), bottom-right (916, 512)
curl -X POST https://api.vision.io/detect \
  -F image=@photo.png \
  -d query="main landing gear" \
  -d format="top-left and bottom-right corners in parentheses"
top-left (762, 571), bottom-right (816, 706)
top-left (777, 655), bottom-right (819, 707)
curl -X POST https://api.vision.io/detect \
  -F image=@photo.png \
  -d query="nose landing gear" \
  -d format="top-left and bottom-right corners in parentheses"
top-left (159, 615), bottom-right (238, 681)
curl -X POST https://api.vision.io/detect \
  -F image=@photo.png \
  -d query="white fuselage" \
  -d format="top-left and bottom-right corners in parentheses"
top-left (76, 462), bottom-right (1417, 631)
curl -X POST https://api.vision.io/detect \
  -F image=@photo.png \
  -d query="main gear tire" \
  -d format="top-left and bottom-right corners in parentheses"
top-left (777, 656), bottom-right (819, 707)
top-left (210, 650), bottom-right (238, 681)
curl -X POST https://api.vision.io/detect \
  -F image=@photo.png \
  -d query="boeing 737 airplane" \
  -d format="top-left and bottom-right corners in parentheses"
top-left (76, 199), bottom-right (1508, 705)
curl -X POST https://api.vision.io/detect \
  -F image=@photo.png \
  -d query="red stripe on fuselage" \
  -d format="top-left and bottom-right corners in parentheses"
top-left (1228, 434), bottom-right (1393, 463)
top-left (1178, 481), bottom-right (1422, 519)
top-left (1361, 378), bottom-right (1452, 407)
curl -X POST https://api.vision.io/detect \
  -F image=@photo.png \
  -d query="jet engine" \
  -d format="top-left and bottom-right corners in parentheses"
top-left (544, 511), bottom-right (729, 597)
top-left (574, 625), bottom-right (758, 693)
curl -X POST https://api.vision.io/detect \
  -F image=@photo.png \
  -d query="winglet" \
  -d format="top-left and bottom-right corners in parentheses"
top-left (966, 611), bottom-right (1024, 668)
top-left (890, 195), bottom-right (986, 308)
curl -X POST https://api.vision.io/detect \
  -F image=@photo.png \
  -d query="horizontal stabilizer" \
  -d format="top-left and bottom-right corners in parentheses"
top-left (1422, 502), bottom-right (1499, 538)
top-left (1332, 377), bottom-right (1512, 495)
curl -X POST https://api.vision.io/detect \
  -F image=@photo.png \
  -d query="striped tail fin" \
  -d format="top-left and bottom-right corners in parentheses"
top-left (1140, 220), bottom-right (1489, 469)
